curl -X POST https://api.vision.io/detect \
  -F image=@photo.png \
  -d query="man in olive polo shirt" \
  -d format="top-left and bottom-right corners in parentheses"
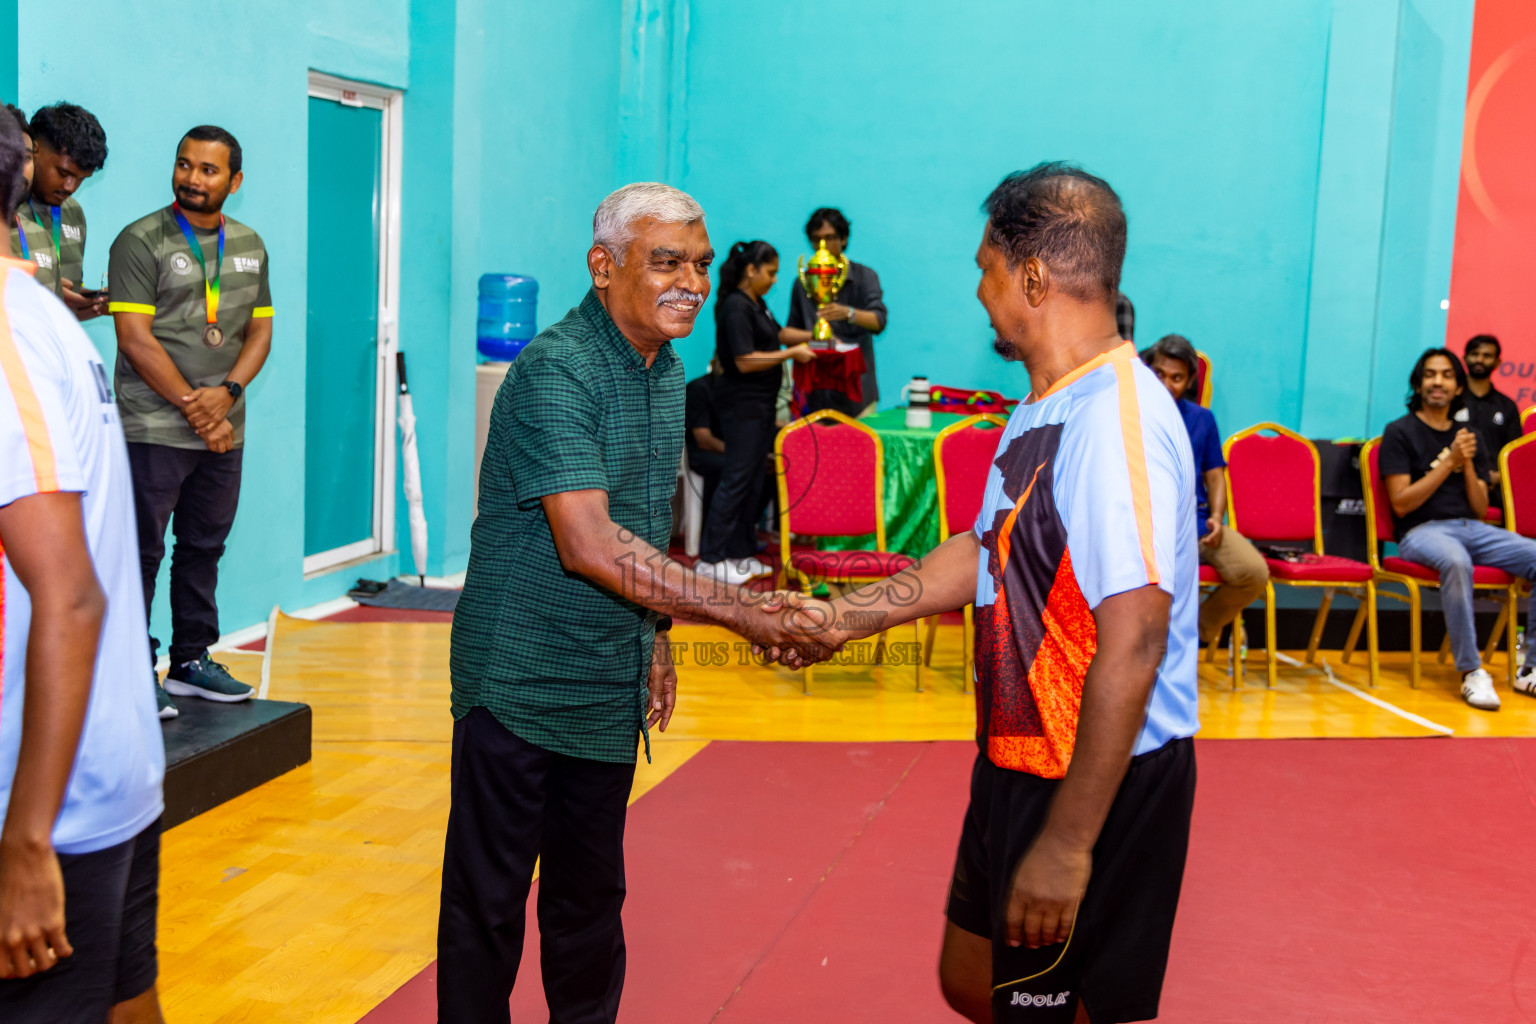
top-left (440, 182), bottom-right (827, 1021)
top-left (108, 126), bottom-right (272, 720)
top-left (15, 102), bottom-right (108, 318)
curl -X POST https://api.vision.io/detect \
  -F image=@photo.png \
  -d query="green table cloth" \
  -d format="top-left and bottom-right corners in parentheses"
top-left (819, 409), bottom-right (975, 559)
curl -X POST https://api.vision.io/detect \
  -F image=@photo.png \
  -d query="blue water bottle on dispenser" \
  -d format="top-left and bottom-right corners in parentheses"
top-left (477, 274), bottom-right (538, 361)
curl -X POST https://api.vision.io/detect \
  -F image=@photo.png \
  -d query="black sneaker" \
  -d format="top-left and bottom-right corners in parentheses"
top-left (165, 654), bottom-right (255, 703)
top-left (156, 680), bottom-right (179, 720)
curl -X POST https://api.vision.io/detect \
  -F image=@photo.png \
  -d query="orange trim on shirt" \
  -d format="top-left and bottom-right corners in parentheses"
top-left (1111, 357), bottom-right (1159, 584)
top-left (0, 255), bottom-right (37, 277)
top-left (0, 269), bottom-right (59, 492)
top-left (1032, 341), bottom-right (1137, 402)
top-left (993, 460), bottom-right (1047, 572)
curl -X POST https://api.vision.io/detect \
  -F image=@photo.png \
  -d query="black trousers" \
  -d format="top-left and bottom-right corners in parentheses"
top-left (437, 707), bottom-right (636, 1024)
top-left (687, 445), bottom-right (725, 524)
top-left (698, 407), bottom-right (775, 563)
top-left (127, 443), bottom-right (243, 666)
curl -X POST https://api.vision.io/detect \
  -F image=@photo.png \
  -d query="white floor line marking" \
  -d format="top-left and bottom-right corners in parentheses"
top-left (257, 604), bottom-right (279, 701)
top-left (1318, 658), bottom-right (1454, 736)
top-left (1270, 652), bottom-right (1455, 735)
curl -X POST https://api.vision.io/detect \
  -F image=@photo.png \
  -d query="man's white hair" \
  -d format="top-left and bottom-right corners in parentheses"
top-left (592, 182), bottom-right (705, 265)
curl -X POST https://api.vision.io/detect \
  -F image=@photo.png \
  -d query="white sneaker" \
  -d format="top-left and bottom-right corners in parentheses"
top-left (733, 557), bottom-right (772, 579)
top-left (1461, 668), bottom-right (1501, 711)
top-left (1514, 666), bottom-right (1536, 698)
top-left (694, 560), bottom-right (753, 585)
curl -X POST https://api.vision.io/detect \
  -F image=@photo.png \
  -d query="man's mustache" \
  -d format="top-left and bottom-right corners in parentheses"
top-left (657, 288), bottom-right (704, 307)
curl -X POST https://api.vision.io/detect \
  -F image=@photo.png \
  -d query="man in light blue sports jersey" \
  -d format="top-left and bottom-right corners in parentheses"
top-left (0, 113), bottom-right (166, 1024)
top-left (772, 163), bottom-right (1199, 1023)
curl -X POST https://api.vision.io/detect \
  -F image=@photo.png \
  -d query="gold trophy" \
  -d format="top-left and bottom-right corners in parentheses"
top-left (797, 239), bottom-right (850, 346)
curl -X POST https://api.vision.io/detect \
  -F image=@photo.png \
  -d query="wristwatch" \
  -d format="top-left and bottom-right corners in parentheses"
top-left (845, 307), bottom-right (859, 325)
top-left (220, 379), bottom-right (243, 400)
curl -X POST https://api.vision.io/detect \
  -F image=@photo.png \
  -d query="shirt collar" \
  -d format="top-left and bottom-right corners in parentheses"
top-left (1031, 341), bottom-right (1137, 401)
top-left (579, 287), bottom-right (678, 374)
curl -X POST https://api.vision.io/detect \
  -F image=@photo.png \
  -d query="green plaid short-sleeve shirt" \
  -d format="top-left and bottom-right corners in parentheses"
top-left (450, 289), bottom-right (685, 763)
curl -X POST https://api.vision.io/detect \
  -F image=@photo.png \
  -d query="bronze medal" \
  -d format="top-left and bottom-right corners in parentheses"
top-left (202, 323), bottom-right (225, 349)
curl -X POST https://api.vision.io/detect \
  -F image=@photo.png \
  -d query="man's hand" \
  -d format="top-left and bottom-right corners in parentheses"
top-left (748, 591), bottom-right (845, 666)
top-left (199, 419), bottom-right (235, 454)
top-left (57, 280), bottom-right (102, 321)
top-left (1004, 833), bottom-right (1092, 950)
top-left (1452, 428), bottom-right (1478, 470)
top-left (0, 839), bottom-right (72, 979)
top-left (647, 634), bottom-right (677, 732)
top-left (817, 303), bottom-right (852, 323)
top-left (182, 386), bottom-right (235, 433)
top-left (1201, 519), bottom-right (1223, 548)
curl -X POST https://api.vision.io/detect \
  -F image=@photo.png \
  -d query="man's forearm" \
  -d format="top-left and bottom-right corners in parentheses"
top-left (560, 521), bottom-right (768, 635)
top-left (828, 532), bottom-right (979, 641)
top-left (2, 595), bottom-right (100, 852)
top-left (1465, 467), bottom-right (1489, 517)
top-left (117, 335), bottom-right (194, 408)
top-left (225, 320), bottom-right (272, 389)
top-left (1388, 464), bottom-right (1455, 517)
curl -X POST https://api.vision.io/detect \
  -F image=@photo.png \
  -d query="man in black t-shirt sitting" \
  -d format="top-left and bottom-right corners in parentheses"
top-left (685, 358), bottom-right (726, 521)
top-left (1462, 334), bottom-right (1522, 508)
top-left (1381, 348), bottom-right (1536, 711)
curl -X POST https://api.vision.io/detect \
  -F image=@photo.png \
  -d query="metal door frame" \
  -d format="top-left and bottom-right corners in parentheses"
top-left (303, 71), bottom-right (404, 576)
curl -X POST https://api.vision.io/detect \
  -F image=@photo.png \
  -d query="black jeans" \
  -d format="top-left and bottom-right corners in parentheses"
top-left (127, 443), bottom-right (243, 666)
top-left (437, 707), bottom-right (636, 1024)
top-left (686, 445), bottom-right (725, 525)
top-left (698, 407), bottom-right (775, 563)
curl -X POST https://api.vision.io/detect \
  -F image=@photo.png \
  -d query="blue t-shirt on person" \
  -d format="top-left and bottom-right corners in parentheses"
top-left (1177, 398), bottom-right (1225, 535)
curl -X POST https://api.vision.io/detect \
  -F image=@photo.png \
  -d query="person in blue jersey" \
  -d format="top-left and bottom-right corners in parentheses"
top-left (1142, 333), bottom-right (1268, 646)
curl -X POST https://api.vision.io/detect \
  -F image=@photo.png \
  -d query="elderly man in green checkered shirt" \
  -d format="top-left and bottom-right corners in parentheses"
top-left (440, 182), bottom-right (827, 1021)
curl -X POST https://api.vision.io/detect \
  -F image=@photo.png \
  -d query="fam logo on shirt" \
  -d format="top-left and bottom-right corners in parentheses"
top-left (62, 224), bottom-right (81, 242)
top-left (34, 250), bottom-right (53, 269)
top-left (232, 256), bottom-right (260, 274)
top-left (171, 252), bottom-right (194, 275)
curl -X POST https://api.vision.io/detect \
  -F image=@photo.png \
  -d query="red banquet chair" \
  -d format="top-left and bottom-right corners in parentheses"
top-left (774, 409), bottom-right (924, 693)
top-left (1225, 424), bottom-right (1378, 687)
top-left (1193, 350), bottom-right (1213, 408)
top-left (1360, 437), bottom-right (1518, 688)
top-left (921, 413), bottom-right (1008, 691)
top-left (1485, 432), bottom-right (1536, 660)
top-left (1522, 405), bottom-right (1536, 436)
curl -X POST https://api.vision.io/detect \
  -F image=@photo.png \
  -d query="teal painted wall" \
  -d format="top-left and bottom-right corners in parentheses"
top-left (664, 0), bottom-right (1473, 445)
top-left (0, 0), bottom-right (14, 104)
top-left (8, 0), bottom-right (1478, 642)
top-left (15, 0), bottom-right (621, 644)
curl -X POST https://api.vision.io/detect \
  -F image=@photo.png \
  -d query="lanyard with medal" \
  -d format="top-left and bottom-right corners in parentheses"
top-left (26, 200), bottom-right (61, 293)
top-left (172, 203), bottom-right (226, 349)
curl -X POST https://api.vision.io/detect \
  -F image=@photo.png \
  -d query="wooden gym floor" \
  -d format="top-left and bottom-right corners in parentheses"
top-left (154, 614), bottom-right (1536, 1022)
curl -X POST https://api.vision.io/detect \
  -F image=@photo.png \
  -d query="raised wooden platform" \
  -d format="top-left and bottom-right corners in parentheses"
top-left (161, 698), bottom-right (312, 829)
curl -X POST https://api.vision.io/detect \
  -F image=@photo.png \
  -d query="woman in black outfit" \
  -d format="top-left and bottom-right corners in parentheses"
top-left (696, 240), bottom-right (816, 584)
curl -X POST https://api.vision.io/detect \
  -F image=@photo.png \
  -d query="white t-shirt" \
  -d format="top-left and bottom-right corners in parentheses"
top-left (971, 342), bottom-right (1200, 779)
top-left (0, 256), bottom-right (164, 854)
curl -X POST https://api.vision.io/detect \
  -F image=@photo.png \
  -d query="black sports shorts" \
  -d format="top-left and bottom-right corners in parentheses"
top-left (0, 816), bottom-right (161, 1023)
top-left (946, 738), bottom-right (1195, 1023)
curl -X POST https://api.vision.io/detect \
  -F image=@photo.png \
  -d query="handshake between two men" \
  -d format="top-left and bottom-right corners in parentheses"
top-left (540, 488), bottom-right (983, 731)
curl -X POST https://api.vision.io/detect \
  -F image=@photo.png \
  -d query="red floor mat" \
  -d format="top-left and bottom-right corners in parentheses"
top-left (362, 738), bottom-right (1536, 1023)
